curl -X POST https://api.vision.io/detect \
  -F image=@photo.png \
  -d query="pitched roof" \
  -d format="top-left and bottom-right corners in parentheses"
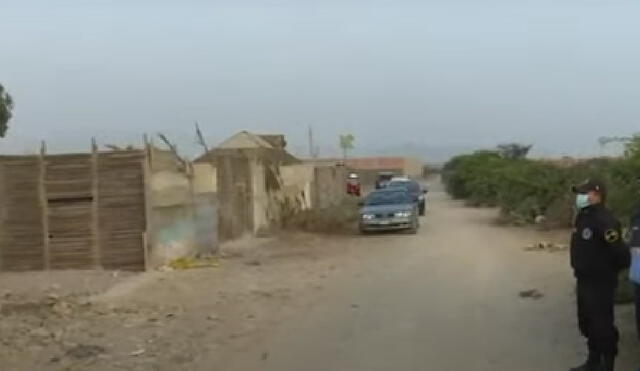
top-left (217, 131), bottom-right (274, 149)
top-left (194, 131), bottom-right (301, 164)
top-left (258, 135), bottom-right (286, 149)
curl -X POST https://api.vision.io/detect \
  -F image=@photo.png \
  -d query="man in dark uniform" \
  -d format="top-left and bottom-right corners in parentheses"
top-left (570, 179), bottom-right (630, 371)
top-left (628, 178), bottom-right (640, 342)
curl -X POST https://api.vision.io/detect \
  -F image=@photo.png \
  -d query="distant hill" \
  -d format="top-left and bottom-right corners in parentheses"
top-left (289, 141), bottom-right (608, 164)
top-left (289, 143), bottom-right (476, 164)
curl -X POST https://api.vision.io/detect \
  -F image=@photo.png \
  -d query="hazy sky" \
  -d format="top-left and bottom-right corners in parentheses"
top-left (2, 0), bottom-right (640, 159)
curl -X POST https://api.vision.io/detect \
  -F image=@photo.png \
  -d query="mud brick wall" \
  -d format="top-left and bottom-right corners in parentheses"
top-left (215, 152), bottom-right (253, 241)
top-left (312, 166), bottom-right (347, 209)
top-left (147, 146), bottom-right (218, 266)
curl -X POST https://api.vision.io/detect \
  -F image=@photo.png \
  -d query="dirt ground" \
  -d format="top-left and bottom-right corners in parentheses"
top-left (0, 233), bottom-right (366, 371)
top-left (1, 185), bottom-right (639, 371)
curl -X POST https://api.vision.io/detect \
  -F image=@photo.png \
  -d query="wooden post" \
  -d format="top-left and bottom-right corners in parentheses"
top-left (38, 141), bottom-right (50, 270)
top-left (142, 231), bottom-right (149, 272)
top-left (144, 133), bottom-right (154, 167)
top-left (90, 138), bottom-right (101, 268)
top-left (142, 141), bottom-right (153, 271)
top-left (0, 155), bottom-right (3, 271)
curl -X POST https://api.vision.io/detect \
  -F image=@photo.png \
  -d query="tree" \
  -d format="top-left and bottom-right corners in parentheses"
top-left (0, 84), bottom-right (14, 138)
top-left (497, 143), bottom-right (532, 160)
top-left (339, 134), bottom-right (355, 160)
top-left (623, 134), bottom-right (640, 159)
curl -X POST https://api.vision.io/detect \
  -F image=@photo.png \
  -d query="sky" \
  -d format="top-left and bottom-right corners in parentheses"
top-left (2, 0), bottom-right (640, 160)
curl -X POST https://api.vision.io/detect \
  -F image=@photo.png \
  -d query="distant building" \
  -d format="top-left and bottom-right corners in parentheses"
top-left (303, 156), bottom-right (425, 185)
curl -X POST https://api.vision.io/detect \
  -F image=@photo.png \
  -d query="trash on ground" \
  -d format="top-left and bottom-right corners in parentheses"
top-left (518, 289), bottom-right (544, 299)
top-left (65, 344), bottom-right (107, 360)
top-left (524, 241), bottom-right (568, 253)
top-left (129, 349), bottom-right (146, 357)
top-left (167, 257), bottom-right (220, 270)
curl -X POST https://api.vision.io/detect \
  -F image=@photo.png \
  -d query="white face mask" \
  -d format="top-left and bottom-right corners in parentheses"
top-left (575, 194), bottom-right (591, 209)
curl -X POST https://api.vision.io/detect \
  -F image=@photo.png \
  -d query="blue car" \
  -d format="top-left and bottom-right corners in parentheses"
top-left (359, 189), bottom-right (419, 234)
top-left (387, 179), bottom-right (427, 216)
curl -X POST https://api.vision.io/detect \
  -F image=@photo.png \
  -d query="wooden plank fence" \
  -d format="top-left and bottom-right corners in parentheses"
top-left (0, 147), bottom-right (148, 272)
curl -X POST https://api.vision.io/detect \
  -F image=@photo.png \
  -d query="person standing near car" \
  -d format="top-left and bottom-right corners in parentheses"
top-left (569, 179), bottom-right (630, 371)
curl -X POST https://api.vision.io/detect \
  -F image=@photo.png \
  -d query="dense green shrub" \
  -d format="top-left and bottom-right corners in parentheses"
top-left (283, 197), bottom-right (361, 234)
top-left (443, 140), bottom-right (640, 303)
top-left (443, 145), bottom-right (640, 226)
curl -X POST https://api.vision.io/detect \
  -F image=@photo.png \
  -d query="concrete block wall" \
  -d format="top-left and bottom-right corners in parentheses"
top-left (250, 158), bottom-right (269, 235)
top-left (148, 147), bottom-right (218, 267)
top-left (216, 153), bottom-right (253, 241)
top-left (313, 166), bottom-right (347, 209)
top-left (280, 164), bottom-right (315, 210)
top-left (193, 163), bottom-right (217, 194)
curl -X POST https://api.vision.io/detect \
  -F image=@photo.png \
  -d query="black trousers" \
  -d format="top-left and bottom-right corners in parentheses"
top-left (635, 283), bottom-right (640, 340)
top-left (576, 281), bottom-right (619, 355)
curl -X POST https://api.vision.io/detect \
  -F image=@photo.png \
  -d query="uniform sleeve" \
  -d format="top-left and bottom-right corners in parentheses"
top-left (600, 216), bottom-right (630, 270)
top-left (629, 214), bottom-right (640, 247)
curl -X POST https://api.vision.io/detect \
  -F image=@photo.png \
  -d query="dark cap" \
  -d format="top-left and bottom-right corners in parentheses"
top-left (572, 179), bottom-right (607, 195)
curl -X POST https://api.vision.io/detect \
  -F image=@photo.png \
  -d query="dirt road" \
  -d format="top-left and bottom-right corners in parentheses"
top-left (1, 184), bottom-right (638, 370)
top-left (216, 185), bottom-right (639, 371)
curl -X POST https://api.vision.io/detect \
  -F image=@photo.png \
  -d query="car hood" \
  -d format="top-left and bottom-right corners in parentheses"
top-left (360, 204), bottom-right (413, 214)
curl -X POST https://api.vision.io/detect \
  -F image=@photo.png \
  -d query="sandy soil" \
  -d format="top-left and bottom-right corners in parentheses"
top-left (0, 232), bottom-right (368, 371)
top-left (1, 185), bottom-right (638, 371)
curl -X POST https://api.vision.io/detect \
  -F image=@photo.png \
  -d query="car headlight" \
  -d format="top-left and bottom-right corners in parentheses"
top-left (394, 211), bottom-right (412, 218)
top-left (361, 214), bottom-right (375, 220)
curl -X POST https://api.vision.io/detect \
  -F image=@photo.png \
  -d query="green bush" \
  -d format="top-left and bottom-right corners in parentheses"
top-left (443, 141), bottom-right (640, 303)
top-left (283, 197), bottom-right (361, 234)
top-left (443, 148), bottom-right (640, 226)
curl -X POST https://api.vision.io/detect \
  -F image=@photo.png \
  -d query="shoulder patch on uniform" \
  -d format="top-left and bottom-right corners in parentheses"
top-left (582, 228), bottom-right (593, 240)
top-left (605, 229), bottom-right (619, 243)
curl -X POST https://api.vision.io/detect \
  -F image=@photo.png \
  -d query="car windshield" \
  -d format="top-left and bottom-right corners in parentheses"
top-left (388, 181), bottom-right (421, 193)
top-left (365, 191), bottom-right (412, 206)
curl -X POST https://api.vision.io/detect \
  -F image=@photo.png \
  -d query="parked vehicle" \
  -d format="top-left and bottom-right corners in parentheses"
top-left (359, 189), bottom-right (419, 234)
top-left (375, 172), bottom-right (396, 189)
top-left (390, 175), bottom-right (410, 182)
top-left (346, 173), bottom-right (361, 197)
top-left (387, 179), bottom-right (427, 216)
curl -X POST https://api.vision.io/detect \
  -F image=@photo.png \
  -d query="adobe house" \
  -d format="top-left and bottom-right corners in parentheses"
top-left (303, 156), bottom-right (426, 186)
top-left (200, 131), bottom-right (300, 240)
top-left (192, 133), bottom-right (299, 195)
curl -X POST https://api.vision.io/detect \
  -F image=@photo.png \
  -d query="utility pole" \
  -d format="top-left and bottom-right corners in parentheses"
top-left (307, 125), bottom-right (320, 159)
top-left (308, 125), bottom-right (314, 158)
